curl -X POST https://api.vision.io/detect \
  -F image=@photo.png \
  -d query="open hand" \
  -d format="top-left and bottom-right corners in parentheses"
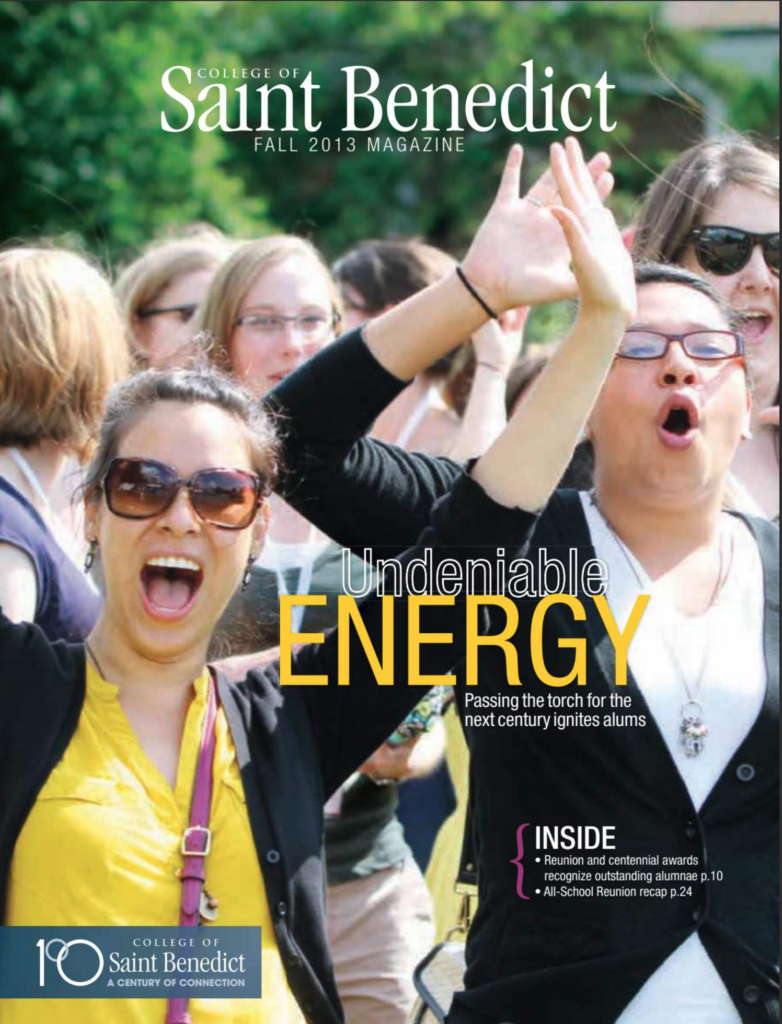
top-left (549, 137), bottom-right (636, 325)
top-left (461, 143), bottom-right (614, 313)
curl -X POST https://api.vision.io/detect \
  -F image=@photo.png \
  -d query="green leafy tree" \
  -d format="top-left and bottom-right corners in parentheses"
top-left (220, 0), bottom-right (733, 263)
top-left (728, 62), bottom-right (780, 138)
top-left (0, 0), bottom-right (270, 265)
top-left (0, 0), bottom-right (776, 330)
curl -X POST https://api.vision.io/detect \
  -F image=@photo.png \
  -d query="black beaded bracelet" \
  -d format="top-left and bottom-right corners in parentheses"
top-left (456, 266), bottom-right (499, 320)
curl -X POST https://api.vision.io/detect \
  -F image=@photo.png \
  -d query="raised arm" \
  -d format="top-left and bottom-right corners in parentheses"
top-left (0, 603), bottom-right (83, 765)
top-left (471, 138), bottom-right (636, 511)
top-left (446, 310), bottom-right (527, 462)
top-left (264, 330), bottom-right (462, 557)
top-left (275, 139), bottom-right (634, 795)
top-left (265, 143), bottom-right (614, 556)
top-left (363, 144), bottom-right (613, 379)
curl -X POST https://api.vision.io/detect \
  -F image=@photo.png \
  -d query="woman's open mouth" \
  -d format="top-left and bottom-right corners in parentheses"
top-left (140, 556), bottom-right (204, 620)
top-left (739, 310), bottom-right (773, 345)
top-left (657, 395), bottom-right (700, 451)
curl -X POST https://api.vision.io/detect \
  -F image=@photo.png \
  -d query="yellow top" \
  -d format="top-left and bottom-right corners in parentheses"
top-left (425, 704), bottom-right (476, 943)
top-left (3, 664), bottom-right (306, 1024)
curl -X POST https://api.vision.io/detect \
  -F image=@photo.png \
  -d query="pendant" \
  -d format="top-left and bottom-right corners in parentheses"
top-left (680, 700), bottom-right (709, 758)
top-left (199, 889), bottom-right (220, 923)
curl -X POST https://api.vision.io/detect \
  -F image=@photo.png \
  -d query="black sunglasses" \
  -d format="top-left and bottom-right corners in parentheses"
top-left (103, 458), bottom-right (263, 530)
top-left (690, 226), bottom-right (779, 277)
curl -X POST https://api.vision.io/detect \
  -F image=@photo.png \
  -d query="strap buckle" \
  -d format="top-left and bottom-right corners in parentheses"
top-left (181, 825), bottom-right (212, 857)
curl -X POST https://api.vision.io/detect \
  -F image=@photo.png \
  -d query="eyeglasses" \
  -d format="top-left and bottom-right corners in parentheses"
top-left (103, 458), bottom-right (263, 530)
top-left (690, 226), bottom-right (779, 277)
top-left (136, 303), bottom-right (199, 323)
top-left (617, 329), bottom-right (745, 361)
top-left (234, 312), bottom-right (339, 338)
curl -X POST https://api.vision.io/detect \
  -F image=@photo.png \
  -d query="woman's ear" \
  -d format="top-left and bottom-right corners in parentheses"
top-left (84, 498), bottom-right (100, 547)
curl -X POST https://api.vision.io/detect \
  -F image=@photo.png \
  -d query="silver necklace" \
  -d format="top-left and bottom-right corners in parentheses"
top-left (589, 492), bottom-right (732, 758)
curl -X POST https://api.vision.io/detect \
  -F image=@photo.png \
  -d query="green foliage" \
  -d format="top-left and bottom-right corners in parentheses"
top-left (220, 0), bottom-right (727, 263)
top-left (0, 0), bottom-right (777, 318)
top-left (728, 61), bottom-right (780, 138)
top-left (0, 0), bottom-right (270, 265)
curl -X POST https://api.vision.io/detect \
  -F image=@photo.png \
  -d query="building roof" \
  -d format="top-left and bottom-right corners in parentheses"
top-left (666, 0), bottom-right (780, 29)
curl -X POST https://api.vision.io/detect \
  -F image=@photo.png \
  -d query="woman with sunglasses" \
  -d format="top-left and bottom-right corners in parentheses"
top-left (633, 139), bottom-right (780, 521)
top-left (266, 139), bottom-right (778, 1023)
top-left (0, 370), bottom-right (508, 1024)
top-left (0, 142), bottom-right (630, 1024)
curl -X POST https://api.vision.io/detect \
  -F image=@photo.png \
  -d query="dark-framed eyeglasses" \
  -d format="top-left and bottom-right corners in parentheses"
top-left (690, 226), bottom-right (779, 277)
top-left (617, 329), bottom-right (745, 361)
top-left (233, 311), bottom-right (340, 337)
top-left (136, 303), bottom-right (199, 323)
top-left (103, 458), bottom-right (263, 530)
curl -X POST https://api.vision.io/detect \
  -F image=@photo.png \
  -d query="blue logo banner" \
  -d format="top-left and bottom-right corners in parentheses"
top-left (0, 927), bottom-right (262, 999)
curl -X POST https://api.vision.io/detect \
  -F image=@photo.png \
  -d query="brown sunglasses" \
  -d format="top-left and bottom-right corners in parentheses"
top-left (103, 458), bottom-right (263, 530)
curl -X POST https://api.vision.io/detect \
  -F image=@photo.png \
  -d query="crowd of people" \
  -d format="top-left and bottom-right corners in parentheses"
top-left (0, 134), bottom-right (778, 1024)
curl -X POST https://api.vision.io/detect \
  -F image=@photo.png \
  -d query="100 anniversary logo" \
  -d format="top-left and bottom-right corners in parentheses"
top-left (0, 928), bottom-right (262, 999)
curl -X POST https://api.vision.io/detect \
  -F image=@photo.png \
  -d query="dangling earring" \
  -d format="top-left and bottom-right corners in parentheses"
top-left (84, 539), bottom-right (98, 574)
top-left (241, 555), bottom-right (255, 592)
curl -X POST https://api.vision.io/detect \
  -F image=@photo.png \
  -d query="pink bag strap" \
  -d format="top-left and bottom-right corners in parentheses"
top-left (165, 671), bottom-right (219, 1024)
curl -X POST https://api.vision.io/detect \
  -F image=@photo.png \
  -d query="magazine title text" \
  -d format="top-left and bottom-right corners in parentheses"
top-left (161, 62), bottom-right (616, 134)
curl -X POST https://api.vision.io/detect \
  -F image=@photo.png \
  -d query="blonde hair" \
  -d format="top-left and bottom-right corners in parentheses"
top-left (196, 235), bottom-right (342, 368)
top-left (0, 247), bottom-right (130, 454)
top-left (116, 226), bottom-right (234, 338)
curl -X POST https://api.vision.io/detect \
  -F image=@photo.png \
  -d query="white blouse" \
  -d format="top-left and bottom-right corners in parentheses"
top-left (580, 494), bottom-right (766, 1024)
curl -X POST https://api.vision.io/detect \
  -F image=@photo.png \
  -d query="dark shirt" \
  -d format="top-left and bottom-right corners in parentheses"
top-left (0, 476), bottom-right (100, 642)
top-left (265, 329), bottom-right (780, 1024)
top-left (0, 472), bottom-right (534, 1024)
top-left (214, 541), bottom-right (412, 885)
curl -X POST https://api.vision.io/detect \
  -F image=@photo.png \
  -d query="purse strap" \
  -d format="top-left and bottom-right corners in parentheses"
top-left (165, 671), bottom-right (219, 1024)
top-left (456, 796), bottom-right (478, 891)
top-left (448, 794), bottom-right (478, 939)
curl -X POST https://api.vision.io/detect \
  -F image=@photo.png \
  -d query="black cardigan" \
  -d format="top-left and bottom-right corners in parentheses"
top-left (0, 473), bottom-right (536, 1024)
top-left (265, 330), bottom-right (780, 1024)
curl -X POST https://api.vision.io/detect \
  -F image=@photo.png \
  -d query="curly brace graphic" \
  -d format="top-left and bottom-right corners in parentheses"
top-left (510, 823), bottom-right (531, 900)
